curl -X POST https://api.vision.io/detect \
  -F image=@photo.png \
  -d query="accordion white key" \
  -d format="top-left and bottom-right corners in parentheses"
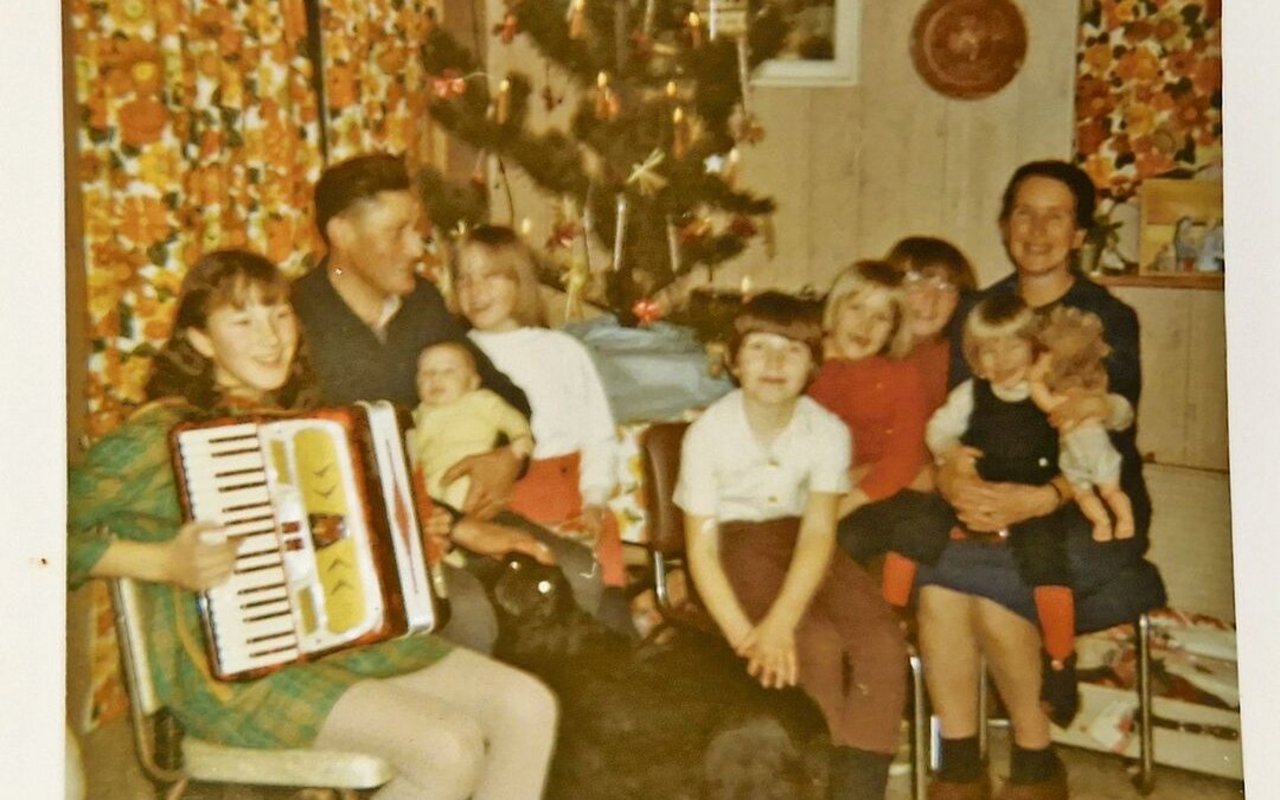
top-left (170, 401), bottom-right (449, 681)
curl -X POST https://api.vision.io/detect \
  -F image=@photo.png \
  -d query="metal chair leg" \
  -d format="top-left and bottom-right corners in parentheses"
top-left (927, 655), bottom-right (988, 773)
top-left (909, 649), bottom-right (929, 800)
top-left (977, 655), bottom-right (990, 761)
top-left (1133, 612), bottom-right (1156, 795)
top-left (649, 551), bottom-right (671, 611)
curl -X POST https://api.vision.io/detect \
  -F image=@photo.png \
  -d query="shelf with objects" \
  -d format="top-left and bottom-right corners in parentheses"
top-left (1081, 179), bottom-right (1224, 292)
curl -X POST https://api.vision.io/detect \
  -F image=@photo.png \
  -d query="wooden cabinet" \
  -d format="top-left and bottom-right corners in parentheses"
top-left (1108, 284), bottom-right (1229, 471)
top-left (1105, 283), bottom-right (1233, 620)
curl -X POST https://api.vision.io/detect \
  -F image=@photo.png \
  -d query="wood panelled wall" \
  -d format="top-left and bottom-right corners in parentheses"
top-left (754, 0), bottom-right (1076, 290)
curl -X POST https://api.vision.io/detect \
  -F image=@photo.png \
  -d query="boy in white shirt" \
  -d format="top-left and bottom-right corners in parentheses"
top-left (674, 292), bottom-right (907, 800)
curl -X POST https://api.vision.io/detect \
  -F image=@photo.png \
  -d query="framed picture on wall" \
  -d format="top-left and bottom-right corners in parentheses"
top-left (752, 0), bottom-right (861, 86)
top-left (1138, 179), bottom-right (1224, 279)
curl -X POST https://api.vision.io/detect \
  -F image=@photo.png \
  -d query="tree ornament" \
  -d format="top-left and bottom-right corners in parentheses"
top-left (431, 254), bottom-right (455, 306)
top-left (727, 214), bottom-right (757, 238)
top-left (613, 193), bottom-right (629, 272)
top-left (687, 12), bottom-right (704, 47)
top-left (645, 39), bottom-right (681, 76)
top-left (643, 79), bottom-right (685, 105)
top-left (735, 112), bottom-right (766, 145)
top-left (567, 0), bottom-right (587, 40)
top-left (562, 257), bottom-right (590, 321)
top-left (705, 340), bottom-right (729, 378)
top-left (736, 35), bottom-right (753, 114)
top-left (630, 28), bottom-right (654, 56)
top-left (547, 220), bottom-right (580, 250)
top-left (541, 62), bottom-right (564, 111)
top-left (666, 216), bottom-right (683, 277)
top-left (469, 152), bottom-right (487, 189)
top-left (495, 78), bottom-right (512, 124)
top-left (679, 213), bottom-right (713, 245)
top-left (547, 196), bottom-right (582, 251)
top-left (431, 69), bottom-right (468, 99)
top-left (494, 11), bottom-right (519, 44)
top-left (632, 297), bottom-right (663, 326)
top-left (579, 189), bottom-right (596, 273)
top-left (579, 146), bottom-right (605, 181)
top-left (641, 0), bottom-right (657, 38)
top-left (672, 107), bottom-right (691, 159)
top-left (594, 72), bottom-right (620, 121)
top-left (627, 149), bottom-right (669, 196)
top-left (725, 147), bottom-right (741, 187)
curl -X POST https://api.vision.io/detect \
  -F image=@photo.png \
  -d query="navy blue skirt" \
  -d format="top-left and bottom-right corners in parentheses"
top-left (915, 505), bottom-right (1166, 633)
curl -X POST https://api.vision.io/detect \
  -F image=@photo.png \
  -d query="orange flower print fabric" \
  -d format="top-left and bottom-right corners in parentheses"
top-left (72, 0), bottom-right (324, 439)
top-left (1075, 0), bottom-right (1222, 201)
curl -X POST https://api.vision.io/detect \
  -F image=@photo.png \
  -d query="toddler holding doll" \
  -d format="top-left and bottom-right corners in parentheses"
top-left (922, 294), bottom-right (1133, 724)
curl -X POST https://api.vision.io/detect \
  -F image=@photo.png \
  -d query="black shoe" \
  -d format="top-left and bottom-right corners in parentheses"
top-left (1039, 652), bottom-right (1080, 728)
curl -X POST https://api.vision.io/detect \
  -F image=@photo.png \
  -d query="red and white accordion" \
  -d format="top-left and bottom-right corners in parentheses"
top-left (170, 401), bottom-right (449, 681)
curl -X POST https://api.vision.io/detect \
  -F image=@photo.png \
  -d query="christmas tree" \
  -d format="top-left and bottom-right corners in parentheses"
top-left (418, 0), bottom-right (789, 325)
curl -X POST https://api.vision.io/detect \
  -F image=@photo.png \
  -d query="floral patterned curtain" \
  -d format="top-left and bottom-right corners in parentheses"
top-left (319, 0), bottom-right (438, 168)
top-left (1075, 0), bottom-right (1222, 201)
top-left (72, 0), bottom-right (324, 440)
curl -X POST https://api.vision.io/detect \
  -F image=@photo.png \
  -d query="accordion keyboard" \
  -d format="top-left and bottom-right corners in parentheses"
top-left (176, 423), bottom-right (301, 674)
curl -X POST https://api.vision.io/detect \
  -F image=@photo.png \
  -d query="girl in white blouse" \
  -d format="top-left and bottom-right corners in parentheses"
top-left (452, 225), bottom-right (632, 631)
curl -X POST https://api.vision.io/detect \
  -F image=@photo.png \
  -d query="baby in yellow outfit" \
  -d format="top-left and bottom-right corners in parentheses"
top-left (410, 341), bottom-right (533, 510)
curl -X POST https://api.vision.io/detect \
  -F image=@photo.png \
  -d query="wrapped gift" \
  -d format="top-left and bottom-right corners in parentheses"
top-left (561, 315), bottom-right (734, 424)
top-left (1052, 609), bottom-right (1242, 780)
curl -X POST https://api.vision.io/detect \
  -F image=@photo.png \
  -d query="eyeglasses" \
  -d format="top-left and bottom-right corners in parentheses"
top-left (904, 270), bottom-right (956, 293)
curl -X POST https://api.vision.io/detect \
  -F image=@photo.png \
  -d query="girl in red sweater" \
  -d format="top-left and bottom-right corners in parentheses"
top-left (808, 260), bottom-right (932, 606)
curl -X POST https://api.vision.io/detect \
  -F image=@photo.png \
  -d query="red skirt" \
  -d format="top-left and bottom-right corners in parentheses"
top-left (509, 451), bottom-right (626, 587)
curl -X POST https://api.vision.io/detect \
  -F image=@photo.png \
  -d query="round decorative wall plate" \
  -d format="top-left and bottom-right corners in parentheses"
top-left (910, 0), bottom-right (1028, 100)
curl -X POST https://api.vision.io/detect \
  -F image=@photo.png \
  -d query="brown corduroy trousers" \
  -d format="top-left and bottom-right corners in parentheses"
top-left (718, 517), bottom-right (908, 753)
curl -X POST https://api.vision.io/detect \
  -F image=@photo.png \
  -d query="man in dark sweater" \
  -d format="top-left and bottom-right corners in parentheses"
top-left (292, 153), bottom-right (551, 652)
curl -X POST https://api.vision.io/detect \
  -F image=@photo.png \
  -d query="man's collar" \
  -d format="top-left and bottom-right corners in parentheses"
top-left (370, 295), bottom-right (403, 342)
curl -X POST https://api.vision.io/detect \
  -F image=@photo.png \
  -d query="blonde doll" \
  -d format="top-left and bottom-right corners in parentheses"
top-left (1028, 306), bottom-right (1135, 542)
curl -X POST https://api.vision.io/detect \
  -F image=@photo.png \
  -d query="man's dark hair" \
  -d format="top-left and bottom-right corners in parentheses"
top-left (998, 160), bottom-right (1097, 231)
top-left (314, 153), bottom-right (412, 245)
